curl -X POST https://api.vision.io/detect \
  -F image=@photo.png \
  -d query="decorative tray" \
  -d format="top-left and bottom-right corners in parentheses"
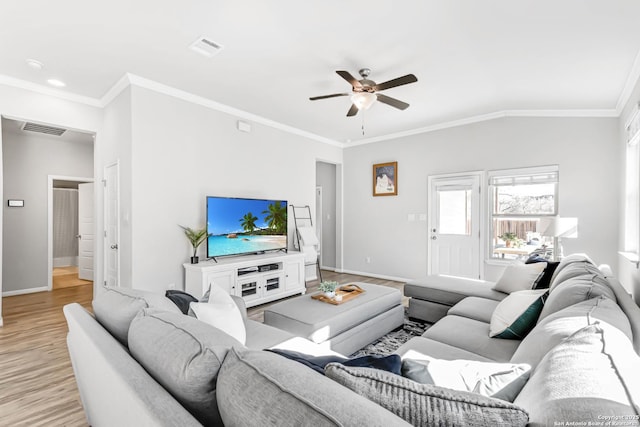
top-left (311, 284), bottom-right (365, 305)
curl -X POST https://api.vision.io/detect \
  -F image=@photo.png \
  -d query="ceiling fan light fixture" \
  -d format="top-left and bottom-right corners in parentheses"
top-left (351, 92), bottom-right (376, 110)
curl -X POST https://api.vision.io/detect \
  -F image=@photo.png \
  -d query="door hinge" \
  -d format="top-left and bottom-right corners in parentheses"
top-left (104, 230), bottom-right (107, 237)
top-left (102, 179), bottom-right (107, 187)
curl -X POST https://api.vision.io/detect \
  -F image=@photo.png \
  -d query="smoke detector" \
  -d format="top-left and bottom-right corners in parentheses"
top-left (189, 37), bottom-right (223, 58)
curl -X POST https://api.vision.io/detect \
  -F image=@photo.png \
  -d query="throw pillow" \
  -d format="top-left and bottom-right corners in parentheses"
top-left (165, 290), bottom-right (198, 314)
top-left (267, 349), bottom-right (402, 375)
top-left (92, 286), bottom-right (181, 346)
top-left (128, 309), bottom-right (243, 427)
top-left (217, 348), bottom-right (409, 426)
top-left (490, 289), bottom-right (548, 339)
top-left (401, 358), bottom-right (531, 402)
top-left (190, 284), bottom-right (246, 344)
top-left (325, 363), bottom-right (529, 427)
top-left (514, 324), bottom-right (640, 426)
top-left (524, 255), bottom-right (559, 289)
top-left (492, 262), bottom-right (546, 294)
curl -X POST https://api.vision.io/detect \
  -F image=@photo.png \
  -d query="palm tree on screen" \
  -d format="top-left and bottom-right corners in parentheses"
top-left (262, 202), bottom-right (287, 234)
top-left (240, 212), bottom-right (259, 234)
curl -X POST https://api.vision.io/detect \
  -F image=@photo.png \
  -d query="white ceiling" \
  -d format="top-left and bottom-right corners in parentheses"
top-left (2, 0), bottom-right (640, 144)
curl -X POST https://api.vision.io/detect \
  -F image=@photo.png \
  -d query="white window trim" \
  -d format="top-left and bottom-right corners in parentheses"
top-left (487, 165), bottom-right (559, 262)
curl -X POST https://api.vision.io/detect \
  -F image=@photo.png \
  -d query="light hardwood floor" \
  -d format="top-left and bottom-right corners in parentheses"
top-left (52, 266), bottom-right (93, 290)
top-left (0, 271), bottom-right (405, 426)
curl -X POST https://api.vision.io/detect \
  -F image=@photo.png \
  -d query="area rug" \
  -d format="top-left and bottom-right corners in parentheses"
top-left (349, 309), bottom-right (431, 357)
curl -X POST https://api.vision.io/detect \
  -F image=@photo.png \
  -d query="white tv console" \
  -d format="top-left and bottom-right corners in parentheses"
top-left (184, 251), bottom-right (306, 308)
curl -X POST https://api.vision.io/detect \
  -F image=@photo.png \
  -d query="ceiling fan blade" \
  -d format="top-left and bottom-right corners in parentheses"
top-left (309, 93), bottom-right (349, 101)
top-left (336, 71), bottom-right (363, 89)
top-left (346, 104), bottom-right (359, 117)
top-left (376, 94), bottom-right (410, 110)
top-left (373, 74), bottom-right (418, 92)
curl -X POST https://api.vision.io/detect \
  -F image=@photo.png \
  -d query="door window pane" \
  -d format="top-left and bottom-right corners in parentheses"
top-left (438, 189), bottom-right (471, 235)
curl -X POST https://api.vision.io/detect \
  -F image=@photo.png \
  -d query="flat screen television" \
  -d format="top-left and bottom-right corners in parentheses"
top-left (206, 196), bottom-right (288, 259)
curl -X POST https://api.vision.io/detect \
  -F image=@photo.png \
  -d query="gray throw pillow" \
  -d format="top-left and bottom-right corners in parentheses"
top-left (216, 347), bottom-right (410, 426)
top-left (514, 323), bottom-right (640, 426)
top-left (538, 277), bottom-right (616, 322)
top-left (325, 363), bottom-right (529, 427)
top-left (92, 286), bottom-right (181, 346)
top-left (128, 309), bottom-right (244, 427)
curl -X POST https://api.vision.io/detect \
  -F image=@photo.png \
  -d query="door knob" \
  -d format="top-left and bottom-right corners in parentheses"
top-left (431, 236), bottom-right (437, 240)
top-left (76, 235), bottom-right (82, 239)
top-left (110, 244), bottom-right (119, 249)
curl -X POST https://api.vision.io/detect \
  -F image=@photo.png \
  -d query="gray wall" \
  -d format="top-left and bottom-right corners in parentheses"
top-left (125, 86), bottom-right (343, 291)
top-left (2, 124), bottom-right (94, 293)
top-left (316, 161), bottom-right (337, 269)
top-left (343, 116), bottom-right (619, 281)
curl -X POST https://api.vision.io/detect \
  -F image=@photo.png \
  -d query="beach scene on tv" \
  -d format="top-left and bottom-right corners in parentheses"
top-left (207, 197), bottom-right (288, 257)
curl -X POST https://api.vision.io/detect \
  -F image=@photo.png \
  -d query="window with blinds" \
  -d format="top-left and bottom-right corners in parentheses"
top-left (488, 166), bottom-right (559, 260)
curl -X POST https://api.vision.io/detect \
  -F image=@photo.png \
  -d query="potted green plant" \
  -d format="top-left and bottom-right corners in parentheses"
top-left (318, 280), bottom-right (340, 298)
top-left (180, 225), bottom-right (210, 264)
top-left (499, 232), bottom-right (518, 248)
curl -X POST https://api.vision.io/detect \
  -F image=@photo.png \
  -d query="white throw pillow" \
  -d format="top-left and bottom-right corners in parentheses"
top-left (493, 262), bottom-right (545, 294)
top-left (190, 284), bottom-right (246, 344)
top-left (401, 358), bottom-right (531, 402)
top-left (489, 289), bottom-right (548, 339)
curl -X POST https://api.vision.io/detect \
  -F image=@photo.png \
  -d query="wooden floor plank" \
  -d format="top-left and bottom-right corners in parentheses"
top-left (0, 270), bottom-right (404, 425)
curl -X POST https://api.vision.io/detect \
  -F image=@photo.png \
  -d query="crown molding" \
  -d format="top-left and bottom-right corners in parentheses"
top-left (616, 47), bottom-right (640, 115)
top-left (114, 73), bottom-right (344, 148)
top-left (0, 74), bottom-right (102, 107)
top-left (347, 109), bottom-right (619, 147)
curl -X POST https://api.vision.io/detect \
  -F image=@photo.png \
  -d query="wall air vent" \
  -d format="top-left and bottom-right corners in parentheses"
top-left (189, 37), bottom-right (223, 58)
top-left (22, 122), bottom-right (67, 136)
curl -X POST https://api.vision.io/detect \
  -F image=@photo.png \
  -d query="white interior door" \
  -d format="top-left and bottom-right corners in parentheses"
top-left (428, 174), bottom-right (481, 278)
top-left (104, 163), bottom-right (120, 287)
top-left (315, 186), bottom-right (323, 267)
top-left (78, 183), bottom-right (94, 281)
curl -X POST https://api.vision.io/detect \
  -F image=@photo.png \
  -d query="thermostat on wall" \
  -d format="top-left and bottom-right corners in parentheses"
top-left (8, 199), bottom-right (24, 207)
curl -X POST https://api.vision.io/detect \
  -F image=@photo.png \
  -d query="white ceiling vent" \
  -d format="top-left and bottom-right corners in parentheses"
top-left (22, 122), bottom-right (67, 136)
top-left (189, 37), bottom-right (223, 58)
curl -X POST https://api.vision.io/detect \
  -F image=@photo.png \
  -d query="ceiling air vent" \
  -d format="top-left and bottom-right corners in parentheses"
top-left (22, 122), bottom-right (67, 136)
top-left (189, 37), bottom-right (223, 58)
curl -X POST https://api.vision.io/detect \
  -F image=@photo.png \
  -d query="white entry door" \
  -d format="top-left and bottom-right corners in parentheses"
top-left (428, 173), bottom-right (482, 279)
top-left (104, 163), bottom-right (120, 287)
top-left (78, 183), bottom-right (94, 281)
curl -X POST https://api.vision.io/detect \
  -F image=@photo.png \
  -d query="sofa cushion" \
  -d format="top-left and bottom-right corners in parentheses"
top-left (492, 262), bottom-right (545, 294)
top-left (395, 336), bottom-right (495, 363)
top-left (405, 275), bottom-right (506, 305)
top-left (514, 324), bottom-right (640, 427)
top-left (128, 309), bottom-right (243, 427)
top-left (448, 297), bottom-right (500, 323)
top-left (489, 289), bottom-right (548, 339)
top-left (510, 296), bottom-right (632, 368)
top-left (325, 363), bottom-right (529, 427)
top-left (92, 286), bottom-right (181, 346)
top-left (538, 277), bottom-right (616, 322)
top-left (423, 315), bottom-right (521, 362)
top-left (216, 347), bottom-right (410, 426)
top-left (266, 349), bottom-right (401, 375)
top-left (401, 358), bottom-right (531, 402)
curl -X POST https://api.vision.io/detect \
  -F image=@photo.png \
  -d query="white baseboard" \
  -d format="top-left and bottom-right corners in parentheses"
top-left (338, 269), bottom-right (411, 284)
top-left (2, 286), bottom-right (49, 297)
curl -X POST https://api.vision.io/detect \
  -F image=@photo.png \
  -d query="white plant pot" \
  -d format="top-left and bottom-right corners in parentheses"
top-left (324, 291), bottom-right (336, 298)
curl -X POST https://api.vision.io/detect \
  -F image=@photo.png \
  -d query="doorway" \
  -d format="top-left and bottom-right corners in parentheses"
top-left (428, 172), bottom-right (483, 279)
top-left (315, 161), bottom-right (338, 271)
top-left (48, 177), bottom-right (94, 290)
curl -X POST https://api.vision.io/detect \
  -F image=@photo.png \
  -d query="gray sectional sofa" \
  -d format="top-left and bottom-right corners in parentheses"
top-left (64, 254), bottom-right (640, 426)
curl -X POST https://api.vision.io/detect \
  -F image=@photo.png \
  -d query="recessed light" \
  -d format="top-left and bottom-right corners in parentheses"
top-left (26, 59), bottom-right (44, 70)
top-left (47, 79), bottom-right (66, 87)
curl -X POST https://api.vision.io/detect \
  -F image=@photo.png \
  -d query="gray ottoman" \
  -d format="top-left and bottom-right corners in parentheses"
top-left (405, 275), bottom-right (507, 323)
top-left (263, 283), bottom-right (404, 355)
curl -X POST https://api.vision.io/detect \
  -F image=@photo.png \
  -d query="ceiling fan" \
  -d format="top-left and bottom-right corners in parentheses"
top-left (310, 68), bottom-right (418, 117)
